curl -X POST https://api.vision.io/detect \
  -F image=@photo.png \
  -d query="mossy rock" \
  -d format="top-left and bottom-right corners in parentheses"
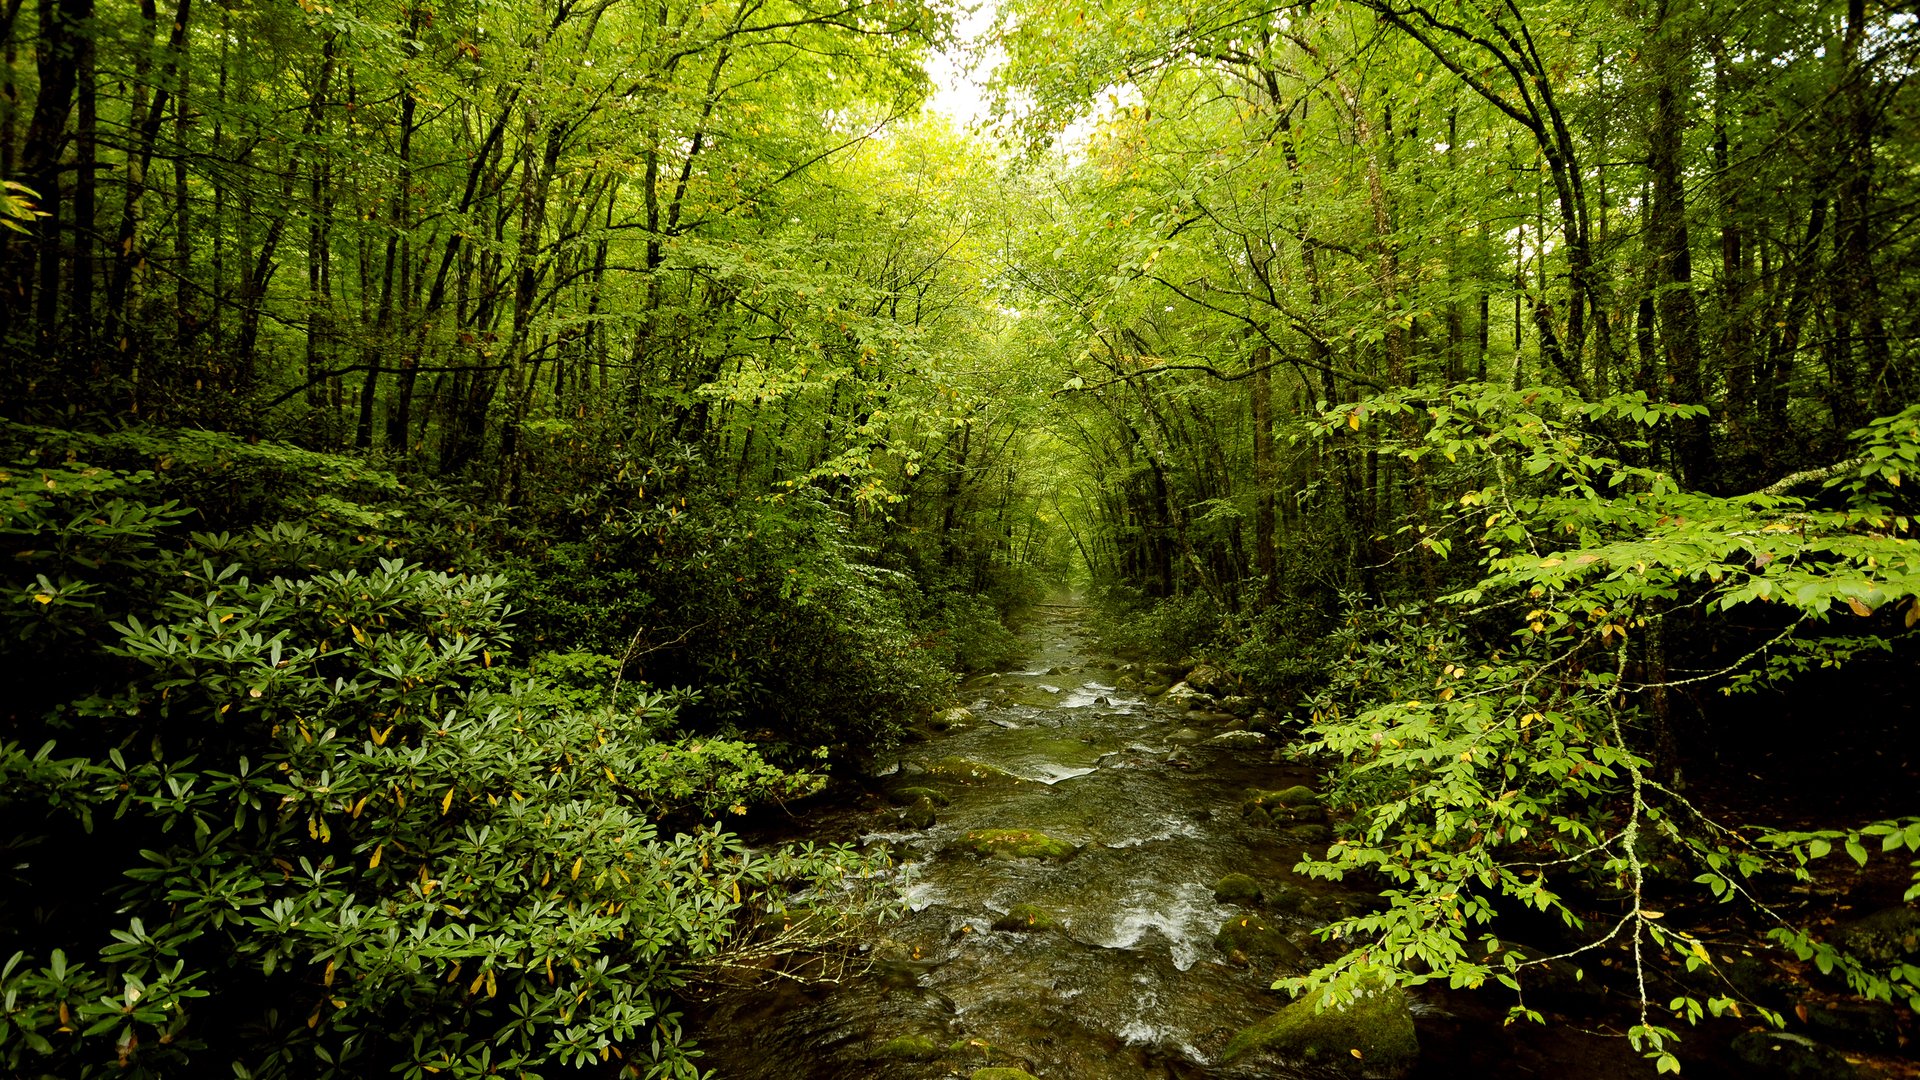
top-left (958, 828), bottom-right (1077, 861)
top-left (970, 1069), bottom-right (1040, 1080)
top-left (991, 903), bottom-right (1062, 932)
top-left (1214, 873), bottom-right (1264, 904)
top-left (887, 785), bottom-right (952, 807)
top-left (924, 757), bottom-right (1017, 784)
top-left (877, 1034), bottom-right (943, 1061)
top-left (1141, 680), bottom-right (1174, 697)
top-left (930, 707), bottom-right (974, 731)
top-left (1223, 986), bottom-right (1418, 1077)
top-left (1730, 1030), bottom-right (1858, 1078)
top-left (1214, 913), bottom-right (1304, 967)
top-left (1836, 906), bottom-right (1920, 965)
top-left (901, 797), bottom-right (937, 830)
top-left (1245, 786), bottom-right (1319, 812)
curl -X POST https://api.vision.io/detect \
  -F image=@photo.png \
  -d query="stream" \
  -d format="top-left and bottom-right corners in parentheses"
top-left (690, 603), bottom-right (1380, 1078)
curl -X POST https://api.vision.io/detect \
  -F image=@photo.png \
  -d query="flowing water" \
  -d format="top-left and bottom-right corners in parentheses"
top-left (690, 604), bottom-right (1382, 1078)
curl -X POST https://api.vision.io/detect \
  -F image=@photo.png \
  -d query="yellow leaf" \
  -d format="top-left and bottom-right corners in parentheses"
top-left (1846, 597), bottom-right (1873, 617)
top-left (571, 855), bottom-right (584, 881)
top-left (369, 845), bottom-right (383, 869)
top-left (33, 593), bottom-right (52, 604)
top-left (441, 788), bottom-right (455, 815)
top-left (1351, 1049), bottom-right (1364, 1059)
top-left (1347, 411), bottom-right (1361, 430)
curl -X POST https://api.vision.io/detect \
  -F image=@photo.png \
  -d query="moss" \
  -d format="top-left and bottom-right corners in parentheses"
top-left (991, 903), bottom-right (1062, 932)
top-left (1214, 873), bottom-right (1263, 904)
top-left (887, 785), bottom-right (951, 806)
top-left (901, 797), bottom-right (937, 830)
top-left (970, 1070), bottom-right (1040, 1080)
top-left (1223, 985), bottom-right (1417, 1076)
top-left (924, 757), bottom-right (1017, 783)
top-left (958, 828), bottom-right (1077, 861)
top-left (877, 1034), bottom-right (942, 1061)
top-left (1245, 785), bottom-right (1319, 812)
top-left (1214, 913), bottom-right (1303, 967)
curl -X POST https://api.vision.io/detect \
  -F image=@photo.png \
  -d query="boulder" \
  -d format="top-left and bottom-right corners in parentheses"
top-left (1216, 695), bottom-right (1257, 717)
top-left (1246, 785), bottom-right (1320, 811)
top-left (1214, 873), bottom-right (1264, 904)
top-left (1163, 681), bottom-right (1208, 709)
top-left (957, 828), bottom-right (1077, 861)
top-left (1804, 998), bottom-right (1904, 1051)
top-left (1222, 985), bottom-right (1419, 1077)
top-left (901, 797), bottom-right (937, 830)
top-left (1214, 913), bottom-right (1305, 967)
top-left (931, 707), bottom-right (974, 731)
top-left (991, 903), bottom-right (1063, 932)
top-left (1185, 663), bottom-right (1236, 696)
top-left (1836, 905), bottom-right (1920, 965)
top-left (1729, 1030), bottom-right (1858, 1078)
top-left (970, 1069), bottom-right (1040, 1080)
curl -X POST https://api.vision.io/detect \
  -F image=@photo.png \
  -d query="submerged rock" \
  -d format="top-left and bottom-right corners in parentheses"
top-left (877, 1034), bottom-right (943, 1061)
top-left (1223, 985), bottom-right (1418, 1077)
top-left (991, 903), bottom-right (1062, 932)
top-left (1214, 913), bottom-right (1304, 967)
top-left (1729, 1030), bottom-right (1858, 1078)
top-left (923, 757), bottom-right (1018, 784)
top-left (1214, 873), bottom-right (1264, 904)
top-left (957, 828), bottom-right (1077, 861)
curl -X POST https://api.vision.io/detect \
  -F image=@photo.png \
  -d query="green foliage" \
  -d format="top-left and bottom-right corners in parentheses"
top-left (1089, 585), bottom-right (1222, 662)
top-left (1281, 385), bottom-right (1920, 1066)
top-left (0, 433), bottom-right (875, 1079)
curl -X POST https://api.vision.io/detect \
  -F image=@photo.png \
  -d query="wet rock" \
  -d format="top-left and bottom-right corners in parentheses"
top-left (1092, 694), bottom-right (1112, 706)
top-left (1835, 905), bottom-right (1920, 965)
top-left (1216, 694), bottom-right (1257, 717)
top-left (1245, 786), bottom-right (1319, 815)
top-left (923, 757), bottom-right (1018, 784)
top-left (877, 1033), bottom-right (943, 1061)
top-left (1149, 661), bottom-right (1192, 683)
top-left (1140, 679), bottom-right (1174, 697)
top-left (1209, 729), bottom-right (1267, 746)
top-left (1804, 998), bottom-right (1905, 1051)
top-left (1214, 873), bottom-right (1264, 904)
top-left (1162, 681), bottom-right (1207, 708)
top-left (1222, 985), bottom-right (1419, 1077)
top-left (888, 785), bottom-right (952, 807)
top-left (1002, 686), bottom-right (1062, 708)
top-left (1281, 823), bottom-right (1332, 846)
top-left (932, 706), bottom-right (974, 731)
top-left (902, 797), bottom-right (937, 830)
top-left (970, 1069), bottom-right (1040, 1080)
top-left (1214, 913), bottom-right (1305, 967)
top-left (957, 828), bottom-right (1077, 861)
top-left (991, 903), bottom-right (1062, 932)
top-left (1729, 1030), bottom-right (1858, 1078)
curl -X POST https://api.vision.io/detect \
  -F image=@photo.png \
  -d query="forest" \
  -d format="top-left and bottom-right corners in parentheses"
top-left (0, 0), bottom-right (1916, 1074)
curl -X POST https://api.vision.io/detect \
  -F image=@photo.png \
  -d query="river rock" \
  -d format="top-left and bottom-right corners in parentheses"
top-left (1216, 694), bottom-right (1257, 717)
top-left (1280, 823), bottom-right (1332, 846)
top-left (1185, 663), bottom-right (1236, 695)
top-left (1222, 985), bottom-right (1418, 1077)
top-left (1729, 1030), bottom-right (1858, 1078)
top-left (1163, 681), bottom-right (1207, 708)
top-left (1804, 998), bottom-right (1905, 1051)
top-left (888, 785), bottom-right (951, 807)
top-left (991, 903), bottom-right (1062, 932)
top-left (902, 797), bottom-right (937, 830)
top-left (1214, 913), bottom-right (1305, 967)
top-left (877, 1034), bottom-right (943, 1060)
top-left (932, 706), bottom-right (974, 731)
top-left (923, 757), bottom-right (1018, 784)
top-left (970, 1069), bottom-right (1040, 1080)
top-left (1245, 786), bottom-right (1319, 816)
top-left (1149, 661), bottom-right (1192, 682)
top-left (1835, 905), bottom-right (1920, 965)
top-left (1214, 873), bottom-right (1263, 904)
top-left (958, 828), bottom-right (1077, 861)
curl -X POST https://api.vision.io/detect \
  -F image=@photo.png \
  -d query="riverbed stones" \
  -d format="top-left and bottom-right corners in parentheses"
top-left (1729, 1030), bottom-right (1858, 1078)
top-left (957, 828), bottom-right (1077, 861)
top-left (1222, 985), bottom-right (1419, 1077)
top-left (969, 1069), bottom-right (1040, 1080)
top-left (1214, 873), bottom-right (1264, 904)
top-left (991, 903), bottom-right (1062, 932)
top-left (1214, 912), bottom-right (1305, 967)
